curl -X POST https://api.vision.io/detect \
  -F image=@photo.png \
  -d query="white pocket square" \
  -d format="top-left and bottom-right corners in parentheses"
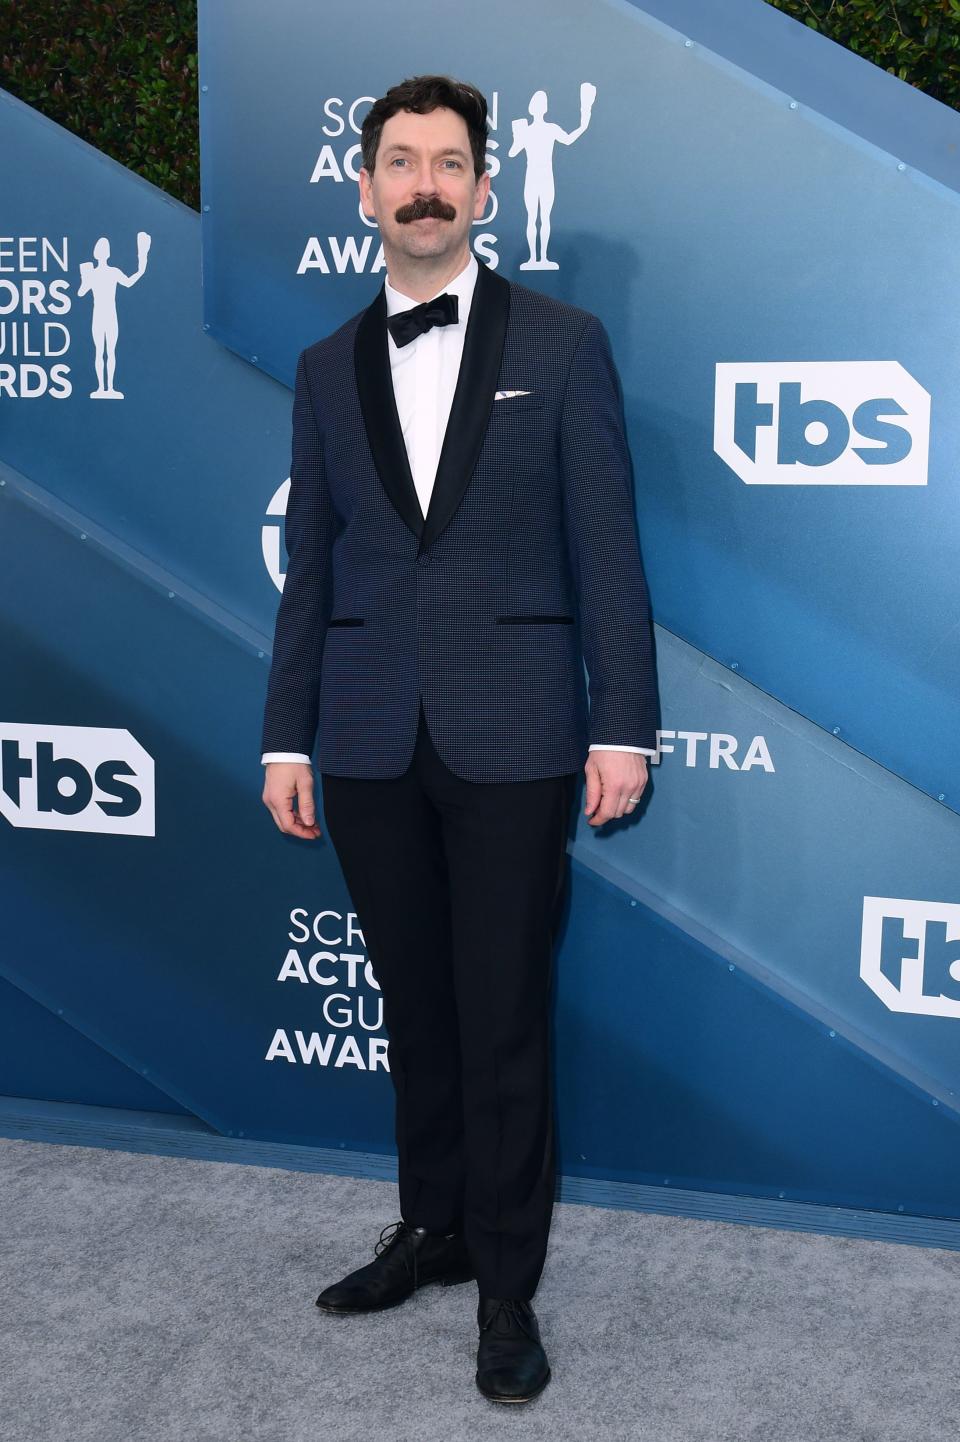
top-left (494, 389), bottom-right (533, 400)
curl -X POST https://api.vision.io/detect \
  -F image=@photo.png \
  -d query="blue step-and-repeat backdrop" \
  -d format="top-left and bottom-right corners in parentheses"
top-left (2, 0), bottom-right (960, 1218)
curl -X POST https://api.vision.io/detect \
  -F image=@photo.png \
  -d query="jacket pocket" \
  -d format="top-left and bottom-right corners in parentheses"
top-left (491, 393), bottom-right (545, 411)
top-left (495, 614), bottom-right (574, 624)
top-left (327, 617), bottom-right (365, 626)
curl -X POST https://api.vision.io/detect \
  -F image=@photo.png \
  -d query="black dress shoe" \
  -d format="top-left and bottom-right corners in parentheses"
top-left (315, 1219), bottom-right (474, 1314)
top-left (475, 1296), bottom-right (551, 1403)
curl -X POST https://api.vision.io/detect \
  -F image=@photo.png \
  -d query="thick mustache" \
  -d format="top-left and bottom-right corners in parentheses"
top-left (396, 197), bottom-right (456, 223)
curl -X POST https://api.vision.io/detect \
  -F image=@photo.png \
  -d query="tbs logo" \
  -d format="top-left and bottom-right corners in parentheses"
top-left (262, 478), bottom-right (290, 593)
top-left (0, 724), bottom-right (155, 836)
top-left (714, 362), bottom-right (930, 485)
top-left (860, 897), bottom-right (960, 1019)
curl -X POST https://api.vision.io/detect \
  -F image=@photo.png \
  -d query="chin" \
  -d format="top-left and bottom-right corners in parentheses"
top-left (403, 236), bottom-right (451, 255)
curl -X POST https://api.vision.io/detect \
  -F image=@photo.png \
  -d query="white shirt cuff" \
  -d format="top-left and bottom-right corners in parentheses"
top-left (588, 744), bottom-right (657, 756)
top-left (264, 745), bottom-right (656, 763)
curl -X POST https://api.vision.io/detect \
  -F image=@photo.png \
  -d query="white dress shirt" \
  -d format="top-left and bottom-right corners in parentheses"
top-left (262, 251), bottom-right (655, 765)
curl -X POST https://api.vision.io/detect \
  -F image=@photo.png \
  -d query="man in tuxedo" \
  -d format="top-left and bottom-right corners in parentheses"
top-left (261, 74), bottom-right (659, 1404)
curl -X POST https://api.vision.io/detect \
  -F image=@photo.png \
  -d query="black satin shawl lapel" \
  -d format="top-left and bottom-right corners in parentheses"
top-left (354, 282), bottom-right (423, 540)
top-left (420, 259), bottom-right (510, 553)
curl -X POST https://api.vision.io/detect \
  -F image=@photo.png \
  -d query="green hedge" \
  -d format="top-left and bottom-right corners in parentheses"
top-left (0, 0), bottom-right (956, 212)
top-left (0, 0), bottom-right (200, 207)
top-left (766, 0), bottom-right (960, 106)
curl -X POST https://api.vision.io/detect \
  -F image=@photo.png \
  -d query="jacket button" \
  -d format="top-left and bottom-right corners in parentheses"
top-left (417, 553), bottom-right (431, 566)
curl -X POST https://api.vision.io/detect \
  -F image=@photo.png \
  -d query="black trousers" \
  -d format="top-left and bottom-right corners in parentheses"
top-left (320, 697), bottom-right (577, 1300)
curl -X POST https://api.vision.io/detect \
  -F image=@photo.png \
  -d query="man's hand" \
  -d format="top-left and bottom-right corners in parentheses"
top-left (583, 750), bottom-right (649, 827)
top-left (262, 761), bottom-right (322, 839)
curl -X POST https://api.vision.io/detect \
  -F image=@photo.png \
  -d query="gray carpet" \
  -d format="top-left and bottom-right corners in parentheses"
top-left (2, 1137), bottom-right (958, 1442)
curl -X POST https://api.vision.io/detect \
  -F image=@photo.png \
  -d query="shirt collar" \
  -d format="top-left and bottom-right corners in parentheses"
top-left (384, 251), bottom-right (479, 326)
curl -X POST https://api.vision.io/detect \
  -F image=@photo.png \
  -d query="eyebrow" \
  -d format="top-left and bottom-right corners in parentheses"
top-left (382, 143), bottom-right (470, 160)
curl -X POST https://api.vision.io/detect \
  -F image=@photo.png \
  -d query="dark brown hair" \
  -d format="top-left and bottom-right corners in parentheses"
top-left (360, 75), bottom-right (489, 183)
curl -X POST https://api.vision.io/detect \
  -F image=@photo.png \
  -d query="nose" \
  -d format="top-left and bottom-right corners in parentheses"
top-left (409, 159), bottom-right (441, 193)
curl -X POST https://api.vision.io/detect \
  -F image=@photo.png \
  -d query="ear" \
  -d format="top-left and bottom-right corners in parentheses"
top-left (473, 169), bottom-right (491, 220)
top-left (358, 168), bottom-right (376, 221)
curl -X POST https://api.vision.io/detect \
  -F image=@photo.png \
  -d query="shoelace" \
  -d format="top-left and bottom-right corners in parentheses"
top-left (480, 1297), bottom-right (535, 1340)
top-left (374, 1219), bottom-right (419, 1287)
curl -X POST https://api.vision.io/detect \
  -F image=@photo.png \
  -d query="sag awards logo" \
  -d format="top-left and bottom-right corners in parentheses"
top-left (0, 230), bottom-right (151, 399)
top-left (265, 907), bottom-right (389, 1072)
top-left (860, 896), bottom-right (960, 1019)
top-left (299, 82), bottom-right (598, 275)
top-left (713, 361), bottom-right (931, 485)
top-left (0, 723), bottom-right (155, 836)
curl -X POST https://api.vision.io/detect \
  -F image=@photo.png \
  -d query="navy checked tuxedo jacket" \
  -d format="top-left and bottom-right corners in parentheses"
top-left (260, 258), bottom-right (660, 783)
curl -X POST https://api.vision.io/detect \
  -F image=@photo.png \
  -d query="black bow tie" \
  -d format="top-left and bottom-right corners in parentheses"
top-left (386, 291), bottom-right (459, 348)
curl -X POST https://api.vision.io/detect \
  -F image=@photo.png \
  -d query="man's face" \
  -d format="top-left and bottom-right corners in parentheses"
top-left (360, 106), bottom-right (489, 264)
